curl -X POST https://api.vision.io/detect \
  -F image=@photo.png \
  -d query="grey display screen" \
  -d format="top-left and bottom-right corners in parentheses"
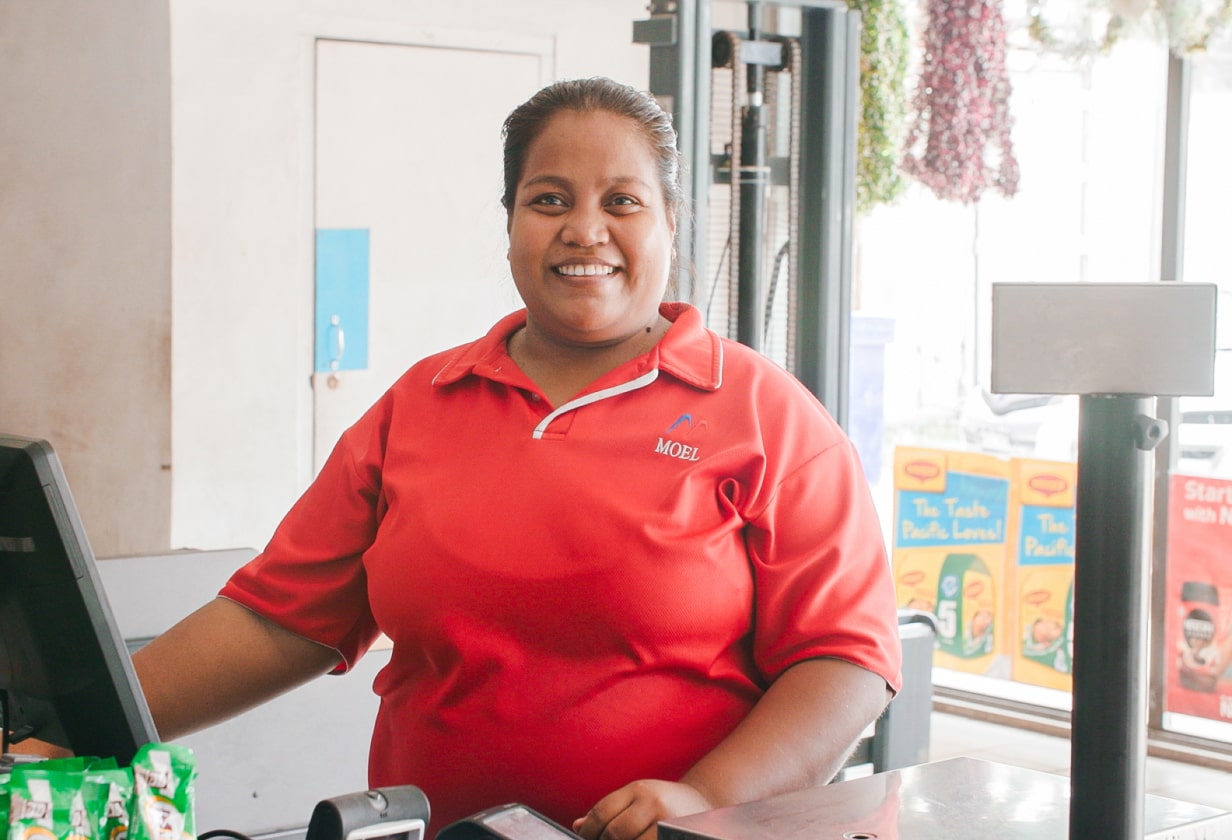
top-left (481, 807), bottom-right (578, 840)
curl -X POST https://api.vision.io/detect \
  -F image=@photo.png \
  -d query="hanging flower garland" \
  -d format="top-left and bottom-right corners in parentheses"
top-left (1025, 0), bottom-right (1126, 60)
top-left (1026, 0), bottom-right (1232, 57)
top-left (848, 0), bottom-right (912, 214)
top-left (900, 0), bottom-right (1021, 203)
top-left (1154, 0), bottom-right (1232, 52)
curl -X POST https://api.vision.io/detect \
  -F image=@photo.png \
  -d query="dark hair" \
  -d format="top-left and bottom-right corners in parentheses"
top-left (500, 77), bottom-right (684, 217)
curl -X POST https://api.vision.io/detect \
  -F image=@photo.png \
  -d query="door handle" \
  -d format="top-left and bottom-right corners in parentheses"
top-left (329, 314), bottom-right (346, 372)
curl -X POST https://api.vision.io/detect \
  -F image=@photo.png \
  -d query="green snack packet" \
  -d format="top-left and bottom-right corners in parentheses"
top-left (8, 764), bottom-right (69, 840)
top-left (82, 760), bottom-right (118, 774)
top-left (23, 759), bottom-right (89, 775)
top-left (129, 745), bottom-right (197, 840)
top-left (66, 779), bottom-right (95, 840)
top-left (83, 769), bottom-right (133, 840)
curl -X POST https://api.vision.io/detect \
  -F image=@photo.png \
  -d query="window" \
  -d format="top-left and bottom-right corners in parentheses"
top-left (853, 3), bottom-right (1232, 753)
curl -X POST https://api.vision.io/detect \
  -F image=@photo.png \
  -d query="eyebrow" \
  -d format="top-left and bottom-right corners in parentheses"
top-left (521, 174), bottom-right (654, 192)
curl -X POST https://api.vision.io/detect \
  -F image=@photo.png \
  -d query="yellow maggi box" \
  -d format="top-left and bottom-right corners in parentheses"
top-left (1008, 458), bottom-right (1076, 691)
top-left (892, 447), bottom-right (1011, 677)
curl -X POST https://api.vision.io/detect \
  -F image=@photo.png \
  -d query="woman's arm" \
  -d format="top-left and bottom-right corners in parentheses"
top-left (573, 657), bottom-right (892, 840)
top-left (680, 657), bottom-right (891, 802)
top-left (131, 597), bottom-right (341, 740)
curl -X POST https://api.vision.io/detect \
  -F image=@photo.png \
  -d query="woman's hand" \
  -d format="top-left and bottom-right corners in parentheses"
top-left (573, 779), bottom-right (712, 840)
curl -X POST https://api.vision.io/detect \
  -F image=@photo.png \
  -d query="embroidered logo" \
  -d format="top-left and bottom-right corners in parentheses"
top-left (655, 413), bottom-right (706, 461)
top-left (666, 413), bottom-right (708, 436)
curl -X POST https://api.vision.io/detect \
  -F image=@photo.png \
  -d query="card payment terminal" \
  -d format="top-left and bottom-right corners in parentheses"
top-left (436, 804), bottom-right (584, 840)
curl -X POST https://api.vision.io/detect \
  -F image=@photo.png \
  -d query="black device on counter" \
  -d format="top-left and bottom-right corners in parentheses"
top-left (0, 433), bottom-right (161, 765)
top-left (436, 804), bottom-right (584, 840)
top-left (305, 785), bottom-right (431, 840)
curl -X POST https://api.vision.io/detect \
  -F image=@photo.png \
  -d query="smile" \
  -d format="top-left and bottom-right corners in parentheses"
top-left (555, 264), bottom-right (616, 277)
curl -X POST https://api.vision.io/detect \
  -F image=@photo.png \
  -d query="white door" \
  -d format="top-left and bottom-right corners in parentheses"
top-left (313, 38), bottom-right (545, 470)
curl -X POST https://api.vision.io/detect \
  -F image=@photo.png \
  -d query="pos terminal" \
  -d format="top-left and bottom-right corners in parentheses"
top-left (436, 804), bottom-right (582, 840)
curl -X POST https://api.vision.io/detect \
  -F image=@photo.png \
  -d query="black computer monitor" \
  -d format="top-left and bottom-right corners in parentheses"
top-left (0, 433), bottom-right (160, 765)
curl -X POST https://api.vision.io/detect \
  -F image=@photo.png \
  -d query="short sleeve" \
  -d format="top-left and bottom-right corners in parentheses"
top-left (745, 437), bottom-right (904, 692)
top-left (219, 408), bottom-right (387, 671)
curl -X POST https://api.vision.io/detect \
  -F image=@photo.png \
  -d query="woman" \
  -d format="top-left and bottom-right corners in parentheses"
top-left (134, 77), bottom-right (902, 840)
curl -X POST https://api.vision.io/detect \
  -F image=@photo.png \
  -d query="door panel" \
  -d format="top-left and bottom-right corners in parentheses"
top-left (313, 38), bottom-right (543, 470)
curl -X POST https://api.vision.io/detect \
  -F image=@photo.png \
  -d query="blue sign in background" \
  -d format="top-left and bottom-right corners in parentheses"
top-left (1017, 503), bottom-right (1076, 564)
top-left (897, 471), bottom-right (1009, 548)
top-left (314, 228), bottom-right (370, 373)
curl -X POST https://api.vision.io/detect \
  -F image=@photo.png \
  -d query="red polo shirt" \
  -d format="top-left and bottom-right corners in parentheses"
top-left (220, 302), bottom-right (902, 834)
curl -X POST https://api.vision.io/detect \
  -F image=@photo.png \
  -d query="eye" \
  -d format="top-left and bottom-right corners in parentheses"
top-left (607, 194), bottom-right (643, 213)
top-left (527, 193), bottom-right (568, 210)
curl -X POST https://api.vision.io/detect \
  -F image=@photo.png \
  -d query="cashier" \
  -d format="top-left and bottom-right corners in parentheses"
top-left (133, 77), bottom-right (903, 840)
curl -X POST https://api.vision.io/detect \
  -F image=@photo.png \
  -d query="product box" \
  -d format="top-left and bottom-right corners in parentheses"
top-left (1164, 473), bottom-right (1232, 723)
top-left (1008, 458), bottom-right (1076, 691)
top-left (892, 447), bottom-right (1011, 677)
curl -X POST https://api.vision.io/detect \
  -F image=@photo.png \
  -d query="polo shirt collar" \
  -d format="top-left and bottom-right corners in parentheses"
top-left (431, 302), bottom-right (723, 392)
top-left (654, 302), bottom-right (724, 391)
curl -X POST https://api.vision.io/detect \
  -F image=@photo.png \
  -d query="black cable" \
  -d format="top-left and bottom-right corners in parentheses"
top-left (705, 233), bottom-right (731, 329)
top-left (1, 690), bottom-right (10, 754)
top-left (763, 239), bottom-right (791, 344)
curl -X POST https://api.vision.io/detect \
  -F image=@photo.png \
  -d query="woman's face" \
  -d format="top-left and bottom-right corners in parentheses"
top-left (507, 109), bottom-right (676, 349)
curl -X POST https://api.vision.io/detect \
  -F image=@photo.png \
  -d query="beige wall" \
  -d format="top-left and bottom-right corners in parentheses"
top-left (0, 1), bottom-right (173, 556)
top-left (1, 0), bottom-right (657, 557)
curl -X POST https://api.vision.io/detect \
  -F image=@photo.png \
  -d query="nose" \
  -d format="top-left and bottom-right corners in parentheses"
top-left (561, 205), bottom-right (609, 248)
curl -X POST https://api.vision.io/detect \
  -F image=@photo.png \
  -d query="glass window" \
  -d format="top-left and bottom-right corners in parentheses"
top-left (1160, 29), bottom-right (1232, 744)
top-left (856, 2), bottom-right (1179, 711)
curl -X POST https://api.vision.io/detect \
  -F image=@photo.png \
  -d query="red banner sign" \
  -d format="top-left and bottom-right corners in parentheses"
top-left (1165, 473), bottom-right (1232, 722)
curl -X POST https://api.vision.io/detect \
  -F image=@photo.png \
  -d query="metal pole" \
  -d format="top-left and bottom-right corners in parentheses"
top-left (1069, 394), bottom-right (1158, 839)
top-left (794, 4), bottom-right (857, 423)
top-left (735, 0), bottom-right (769, 351)
top-left (635, 0), bottom-right (711, 305)
top-left (1159, 52), bottom-right (1190, 287)
top-left (1150, 51), bottom-right (1192, 731)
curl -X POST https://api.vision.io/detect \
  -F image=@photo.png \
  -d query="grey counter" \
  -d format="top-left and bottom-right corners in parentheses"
top-left (659, 756), bottom-right (1232, 840)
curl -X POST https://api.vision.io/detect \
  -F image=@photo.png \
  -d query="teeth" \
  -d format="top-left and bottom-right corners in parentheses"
top-left (557, 264), bottom-right (614, 277)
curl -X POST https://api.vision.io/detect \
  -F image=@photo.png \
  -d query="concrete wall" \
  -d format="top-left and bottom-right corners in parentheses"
top-left (0, 1), bottom-right (173, 556)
